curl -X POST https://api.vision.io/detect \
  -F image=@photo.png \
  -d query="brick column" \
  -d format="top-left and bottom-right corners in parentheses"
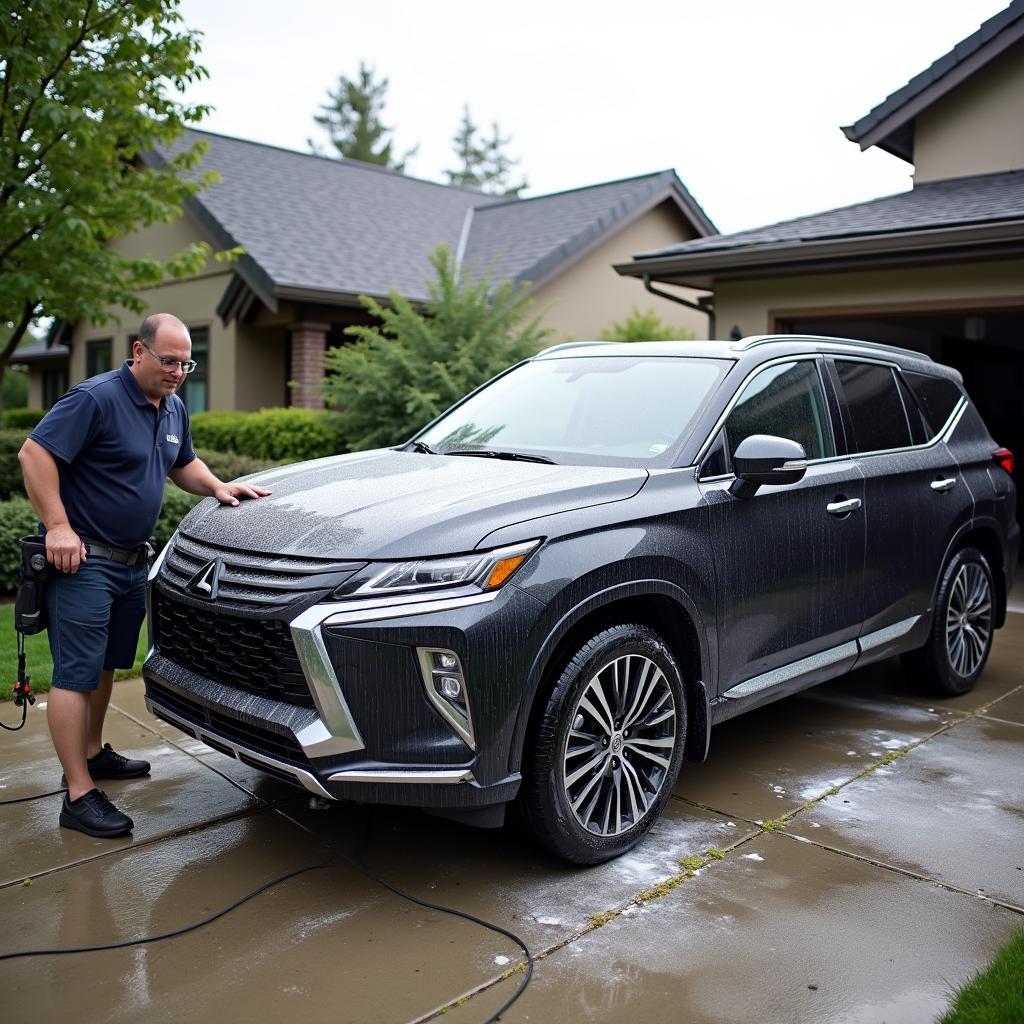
top-left (289, 321), bottom-right (329, 409)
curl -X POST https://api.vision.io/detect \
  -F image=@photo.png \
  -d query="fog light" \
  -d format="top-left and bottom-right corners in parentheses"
top-left (417, 647), bottom-right (475, 750)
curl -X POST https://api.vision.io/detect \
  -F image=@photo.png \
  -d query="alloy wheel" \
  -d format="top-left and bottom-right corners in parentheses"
top-left (945, 562), bottom-right (992, 678)
top-left (562, 654), bottom-right (677, 837)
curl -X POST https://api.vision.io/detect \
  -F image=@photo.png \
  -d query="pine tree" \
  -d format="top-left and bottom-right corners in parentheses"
top-left (310, 63), bottom-right (416, 170)
top-left (320, 245), bottom-right (551, 450)
top-left (445, 106), bottom-right (527, 196)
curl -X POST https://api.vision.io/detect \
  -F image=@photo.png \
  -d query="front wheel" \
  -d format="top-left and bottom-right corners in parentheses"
top-left (902, 546), bottom-right (995, 696)
top-left (517, 623), bottom-right (687, 864)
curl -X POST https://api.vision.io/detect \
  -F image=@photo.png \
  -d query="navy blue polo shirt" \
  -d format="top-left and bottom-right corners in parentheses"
top-left (30, 361), bottom-right (196, 549)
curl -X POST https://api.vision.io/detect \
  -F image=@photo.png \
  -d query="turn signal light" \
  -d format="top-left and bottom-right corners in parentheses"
top-left (993, 448), bottom-right (1014, 476)
top-left (485, 554), bottom-right (528, 589)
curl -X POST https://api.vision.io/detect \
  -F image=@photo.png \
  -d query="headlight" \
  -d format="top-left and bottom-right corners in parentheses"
top-left (333, 540), bottom-right (539, 599)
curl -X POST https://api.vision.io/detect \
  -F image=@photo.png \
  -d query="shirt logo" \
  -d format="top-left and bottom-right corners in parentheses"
top-left (166, 433), bottom-right (180, 444)
top-left (185, 559), bottom-right (223, 600)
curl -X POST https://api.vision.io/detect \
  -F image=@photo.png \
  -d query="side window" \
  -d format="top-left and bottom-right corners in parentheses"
top-left (902, 371), bottom-right (963, 439)
top-left (722, 360), bottom-right (835, 464)
top-left (86, 338), bottom-right (112, 378)
top-left (835, 361), bottom-right (912, 454)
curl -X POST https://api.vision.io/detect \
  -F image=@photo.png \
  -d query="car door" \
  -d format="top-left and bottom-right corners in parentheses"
top-left (828, 359), bottom-right (973, 643)
top-left (697, 357), bottom-right (866, 700)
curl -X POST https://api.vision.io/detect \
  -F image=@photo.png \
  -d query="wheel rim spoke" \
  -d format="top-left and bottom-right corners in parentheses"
top-left (562, 653), bottom-right (676, 837)
top-left (945, 563), bottom-right (992, 678)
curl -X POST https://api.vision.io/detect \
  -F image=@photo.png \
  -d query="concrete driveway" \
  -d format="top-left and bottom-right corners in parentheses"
top-left (2, 614), bottom-right (1022, 1024)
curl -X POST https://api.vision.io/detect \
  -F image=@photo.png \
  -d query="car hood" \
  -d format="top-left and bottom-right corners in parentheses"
top-left (177, 449), bottom-right (647, 559)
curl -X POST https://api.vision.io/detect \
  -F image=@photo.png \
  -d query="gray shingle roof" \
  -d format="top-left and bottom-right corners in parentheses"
top-left (842, 1), bottom-right (1024, 160)
top-left (635, 168), bottom-right (1024, 260)
top-left (153, 131), bottom-right (714, 309)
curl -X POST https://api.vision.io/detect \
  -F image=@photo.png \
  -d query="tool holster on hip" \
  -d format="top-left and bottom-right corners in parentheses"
top-left (14, 536), bottom-right (49, 635)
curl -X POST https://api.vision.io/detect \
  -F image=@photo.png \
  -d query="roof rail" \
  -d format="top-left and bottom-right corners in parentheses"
top-left (535, 340), bottom-right (611, 357)
top-left (731, 334), bottom-right (932, 363)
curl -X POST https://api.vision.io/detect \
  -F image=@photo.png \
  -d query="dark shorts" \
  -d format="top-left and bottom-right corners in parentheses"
top-left (45, 559), bottom-right (148, 692)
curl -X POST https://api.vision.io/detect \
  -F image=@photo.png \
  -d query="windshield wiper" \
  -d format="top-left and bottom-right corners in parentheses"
top-left (410, 440), bottom-right (437, 455)
top-left (445, 448), bottom-right (556, 465)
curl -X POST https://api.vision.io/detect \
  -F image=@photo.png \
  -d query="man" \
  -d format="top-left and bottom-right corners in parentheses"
top-left (18, 313), bottom-right (271, 839)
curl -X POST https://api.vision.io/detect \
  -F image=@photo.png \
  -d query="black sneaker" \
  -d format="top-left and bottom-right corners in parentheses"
top-left (61, 744), bottom-right (152, 788)
top-left (59, 789), bottom-right (134, 838)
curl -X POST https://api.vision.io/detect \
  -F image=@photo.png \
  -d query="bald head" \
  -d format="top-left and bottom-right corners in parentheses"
top-left (138, 313), bottom-right (189, 348)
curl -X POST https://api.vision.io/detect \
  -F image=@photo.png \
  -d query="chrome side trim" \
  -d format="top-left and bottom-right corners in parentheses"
top-left (289, 606), bottom-right (366, 759)
top-left (723, 641), bottom-right (858, 699)
top-left (322, 591), bottom-right (498, 626)
top-left (145, 696), bottom-right (333, 799)
top-left (858, 615), bottom-right (920, 653)
top-left (148, 533), bottom-right (173, 582)
top-left (326, 768), bottom-right (478, 785)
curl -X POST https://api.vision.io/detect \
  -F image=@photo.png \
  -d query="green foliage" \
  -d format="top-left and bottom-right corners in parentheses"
top-left (194, 448), bottom-right (277, 482)
top-left (0, 0), bottom-right (217, 400)
top-left (322, 245), bottom-right (552, 451)
top-left (234, 409), bottom-right (344, 462)
top-left (939, 928), bottom-right (1024, 1023)
top-left (2, 408), bottom-right (43, 429)
top-left (153, 482), bottom-right (202, 552)
top-left (445, 106), bottom-right (527, 196)
top-left (0, 429), bottom-right (28, 500)
top-left (310, 62), bottom-right (416, 170)
top-left (189, 410), bottom-right (254, 452)
top-left (2, 365), bottom-right (27, 409)
top-left (599, 307), bottom-right (696, 342)
top-left (0, 495), bottom-right (39, 592)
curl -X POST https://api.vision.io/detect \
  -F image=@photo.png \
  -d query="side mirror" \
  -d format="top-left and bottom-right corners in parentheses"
top-left (729, 434), bottom-right (807, 499)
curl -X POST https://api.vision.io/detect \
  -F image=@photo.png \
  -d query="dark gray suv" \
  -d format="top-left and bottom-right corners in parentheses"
top-left (143, 335), bottom-right (1019, 863)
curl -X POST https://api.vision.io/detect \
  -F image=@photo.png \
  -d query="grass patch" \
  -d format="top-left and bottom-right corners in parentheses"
top-left (759, 816), bottom-right (787, 832)
top-left (0, 603), bottom-right (147, 701)
top-left (939, 928), bottom-right (1024, 1023)
top-left (705, 847), bottom-right (727, 860)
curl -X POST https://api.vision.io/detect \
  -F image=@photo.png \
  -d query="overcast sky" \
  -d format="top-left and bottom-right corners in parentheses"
top-left (176, 0), bottom-right (1009, 235)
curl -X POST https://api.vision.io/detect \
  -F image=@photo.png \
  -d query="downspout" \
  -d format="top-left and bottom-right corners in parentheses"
top-left (643, 274), bottom-right (716, 340)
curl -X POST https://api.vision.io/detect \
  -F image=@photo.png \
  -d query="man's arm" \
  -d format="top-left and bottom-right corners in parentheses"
top-left (167, 457), bottom-right (271, 507)
top-left (18, 437), bottom-right (88, 573)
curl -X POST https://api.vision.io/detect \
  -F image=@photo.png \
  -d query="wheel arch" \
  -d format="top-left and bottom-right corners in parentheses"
top-left (946, 520), bottom-right (1008, 629)
top-left (509, 580), bottom-right (713, 776)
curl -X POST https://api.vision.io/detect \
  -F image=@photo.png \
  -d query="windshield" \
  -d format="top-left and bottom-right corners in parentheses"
top-left (415, 355), bottom-right (728, 466)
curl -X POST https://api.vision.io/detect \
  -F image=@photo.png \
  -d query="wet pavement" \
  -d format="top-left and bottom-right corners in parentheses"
top-left (1, 614), bottom-right (1021, 1024)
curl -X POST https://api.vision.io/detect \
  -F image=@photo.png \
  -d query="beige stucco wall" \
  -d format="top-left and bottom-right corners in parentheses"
top-left (530, 202), bottom-right (712, 341)
top-left (913, 40), bottom-right (1024, 183)
top-left (713, 259), bottom-right (1024, 338)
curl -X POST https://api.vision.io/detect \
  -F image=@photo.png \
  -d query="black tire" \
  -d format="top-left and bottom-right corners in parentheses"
top-left (517, 623), bottom-right (687, 864)
top-left (902, 547), bottom-right (995, 696)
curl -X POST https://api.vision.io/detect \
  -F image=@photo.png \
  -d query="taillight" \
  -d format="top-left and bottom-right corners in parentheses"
top-left (993, 448), bottom-right (1014, 475)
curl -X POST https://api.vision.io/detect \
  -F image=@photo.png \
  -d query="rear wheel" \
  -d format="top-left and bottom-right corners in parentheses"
top-left (518, 623), bottom-right (687, 864)
top-left (902, 547), bottom-right (994, 696)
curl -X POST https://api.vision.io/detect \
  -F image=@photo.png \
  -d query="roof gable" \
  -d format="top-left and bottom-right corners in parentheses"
top-left (842, 1), bottom-right (1024, 162)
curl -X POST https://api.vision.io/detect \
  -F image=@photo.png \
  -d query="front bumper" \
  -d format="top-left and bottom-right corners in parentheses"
top-left (143, 582), bottom-right (538, 809)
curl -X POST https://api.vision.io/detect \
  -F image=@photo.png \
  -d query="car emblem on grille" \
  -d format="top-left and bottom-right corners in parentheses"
top-left (186, 558), bottom-right (223, 600)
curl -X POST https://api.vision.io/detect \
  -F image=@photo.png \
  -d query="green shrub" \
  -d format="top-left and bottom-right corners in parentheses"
top-left (194, 447), bottom-right (278, 482)
top-left (599, 307), bottom-right (696, 342)
top-left (153, 482), bottom-right (203, 552)
top-left (0, 496), bottom-right (40, 593)
top-left (189, 410), bottom-right (253, 452)
top-left (235, 408), bottom-right (344, 461)
top-left (2, 407), bottom-right (44, 429)
top-left (0, 430), bottom-right (29, 500)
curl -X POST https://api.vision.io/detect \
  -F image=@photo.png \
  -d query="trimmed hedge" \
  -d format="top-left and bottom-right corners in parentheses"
top-left (153, 482), bottom-right (202, 552)
top-left (191, 407), bottom-right (345, 461)
top-left (0, 496), bottom-right (40, 592)
top-left (194, 447), bottom-right (278, 482)
top-left (2, 408), bottom-right (44, 429)
top-left (0, 429), bottom-right (28, 500)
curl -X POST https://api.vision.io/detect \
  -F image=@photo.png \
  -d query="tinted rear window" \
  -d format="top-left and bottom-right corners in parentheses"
top-left (835, 361), bottom-right (912, 453)
top-left (903, 371), bottom-right (963, 438)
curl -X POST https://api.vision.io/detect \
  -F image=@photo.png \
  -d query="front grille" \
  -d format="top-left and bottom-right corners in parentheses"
top-left (161, 532), bottom-right (364, 611)
top-left (156, 592), bottom-right (315, 707)
top-left (148, 680), bottom-right (309, 766)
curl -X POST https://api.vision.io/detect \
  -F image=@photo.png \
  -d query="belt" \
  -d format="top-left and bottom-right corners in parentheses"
top-left (81, 537), bottom-right (151, 566)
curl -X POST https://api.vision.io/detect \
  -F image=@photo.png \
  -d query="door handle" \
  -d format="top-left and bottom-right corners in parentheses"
top-left (826, 497), bottom-right (862, 516)
top-left (930, 477), bottom-right (957, 493)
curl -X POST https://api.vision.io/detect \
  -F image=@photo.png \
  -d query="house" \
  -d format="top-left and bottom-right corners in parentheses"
top-left (616, 0), bottom-right (1024, 487)
top-left (16, 130), bottom-right (715, 411)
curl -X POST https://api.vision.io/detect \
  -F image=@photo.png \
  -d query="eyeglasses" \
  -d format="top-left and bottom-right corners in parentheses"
top-left (140, 343), bottom-right (197, 374)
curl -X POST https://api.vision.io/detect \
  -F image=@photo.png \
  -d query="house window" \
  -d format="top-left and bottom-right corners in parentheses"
top-left (86, 339), bottom-right (112, 378)
top-left (42, 367), bottom-right (69, 409)
top-left (179, 326), bottom-right (209, 412)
